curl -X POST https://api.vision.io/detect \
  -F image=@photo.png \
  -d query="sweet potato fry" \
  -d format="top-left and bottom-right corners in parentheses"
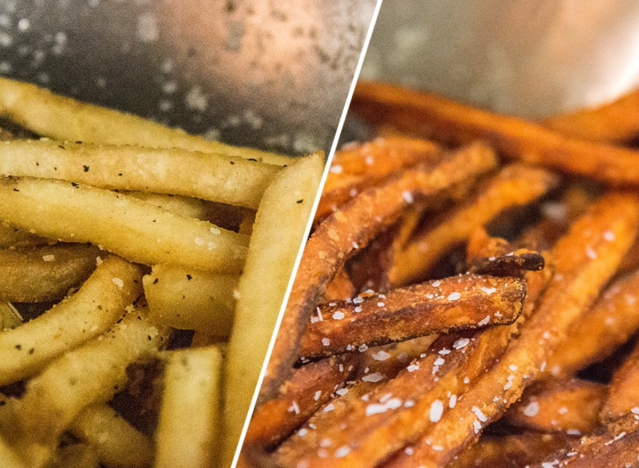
top-left (385, 193), bottom-right (639, 468)
top-left (247, 354), bottom-right (359, 449)
top-left (317, 137), bottom-right (441, 221)
top-left (544, 268), bottom-right (639, 379)
top-left (261, 142), bottom-right (497, 402)
top-left (601, 337), bottom-right (639, 423)
top-left (352, 82), bottom-right (639, 186)
top-left (297, 275), bottom-right (525, 361)
top-left (502, 378), bottom-right (606, 434)
top-left (543, 88), bottom-right (639, 143)
top-left (447, 432), bottom-right (577, 468)
top-left (390, 164), bottom-right (559, 287)
top-left (322, 269), bottom-right (356, 302)
top-left (530, 413), bottom-right (639, 468)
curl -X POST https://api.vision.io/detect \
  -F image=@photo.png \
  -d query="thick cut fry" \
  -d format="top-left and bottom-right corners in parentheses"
top-left (263, 142), bottom-right (497, 405)
top-left (317, 137), bottom-right (441, 221)
top-left (0, 243), bottom-right (100, 302)
top-left (447, 432), bottom-right (577, 468)
top-left (246, 354), bottom-right (358, 448)
top-left (0, 222), bottom-right (51, 249)
top-left (601, 337), bottom-right (639, 423)
top-left (69, 404), bottom-right (153, 468)
top-left (155, 346), bottom-right (224, 468)
top-left (543, 88), bottom-right (639, 143)
top-left (545, 268), bottom-right (639, 379)
top-left (0, 309), bottom-right (169, 468)
top-left (0, 177), bottom-right (248, 271)
top-left (0, 435), bottom-right (27, 468)
top-left (352, 81), bottom-right (639, 186)
top-left (47, 444), bottom-right (99, 468)
top-left (222, 153), bottom-right (324, 467)
top-left (386, 193), bottom-right (639, 468)
top-left (0, 77), bottom-right (292, 166)
top-left (390, 164), bottom-right (559, 286)
top-left (143, 265), bottom-right (238, 336)
top-left (298, 275), bottom-right (525, 361)
top-left (0, 139), bottom-right (280, 209)
top-left (502, 378), bottom-right (606, 434)
top-left (0, 255), bottom-right (142, 386)
top-left (530, 413), bottom-right (639, 468)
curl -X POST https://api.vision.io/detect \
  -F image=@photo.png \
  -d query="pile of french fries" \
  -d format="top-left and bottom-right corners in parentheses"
top-left (241, 82), bottom-right (639, 468)
top-left (0, 77), bottom-right (323, 468)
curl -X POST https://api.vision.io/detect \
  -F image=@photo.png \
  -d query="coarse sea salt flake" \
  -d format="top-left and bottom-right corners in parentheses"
top-left (42, 254), bottom-right (55, 262)
top-left (112, 278), bottom-right (124, 288)
top-left (332, 311), bottom-right (345, 320)
top-left (362, 372), bottom-right (384, 383)
top-left (447, 292), bottom-right (461, 301)
top-left (429, 400), bottom-right (444, 422)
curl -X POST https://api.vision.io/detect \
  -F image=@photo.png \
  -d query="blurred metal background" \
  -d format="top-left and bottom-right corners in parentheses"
top-left (0, 0), bottom-right (377, 155)
top-left (361, 0), bottom-right (639, 119)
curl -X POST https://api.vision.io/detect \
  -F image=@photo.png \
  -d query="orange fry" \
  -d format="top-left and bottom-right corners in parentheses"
top-left (317, 137), bottom-right (441, 221)
top-left (260, 142), bottom-right (497, 402)
top-left (543, 88), bottom-right (639, 143)
top-left (322, 269), bottom-right (356, 303)
top-left (390, 164), bottom-right (559, 287)
top-left (352, 82), bottom-right (639, 186)
top-left (502, 378), bottom-right (606, 434)
top-left (246, 354), bottom-right (358, 449)
top-left (545, 268), bottom-right (639, 379)
top-left (298, 275), bottom-right (525, 361)
top-left (385, 193), bottom-right (639, 468)
top-left (601, 337), bottom-right (639, 423)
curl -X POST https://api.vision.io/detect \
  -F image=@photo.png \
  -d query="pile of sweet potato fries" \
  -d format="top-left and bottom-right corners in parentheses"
top-left (240, 82), bottom-right (639, 467)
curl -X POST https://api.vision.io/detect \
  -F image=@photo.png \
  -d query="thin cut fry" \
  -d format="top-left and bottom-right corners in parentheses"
top-left (600, 337), bottom-right (639, 423)
top-left (222, 153), bottom-right (324, 467)
top-left (387, 193), bottom-right (639, 468)
top-left (352, 81), bottom-right (639, 186)
top-left (545, 268), bottom-right (639, 379)
top-left (69, 404), bottom-right (153, 468)
top-left (246, 354), bottom-right (358, 448)
top-left (298, 274), bottom-right (525, 361)
top-left (263, 142), bottom-right (497, 404)
top-left (502, 378), bottom-right (606, 434)
top-left (0, 77), bottom-right (292, 166)
top-left (0, 177), bottom-right (248, 272)
top-left (0, 243), bottom-right (100, 302)
top-left (390, 164), bottom-right (559, 286)
top-left (543, 88), bottom-right (639, 143)
top-left (0, 139), bottom-right (280, 209)
top-left (0, 255), bottom-right (142, 386)
top-left (322, 269), bottom-right (356, 302)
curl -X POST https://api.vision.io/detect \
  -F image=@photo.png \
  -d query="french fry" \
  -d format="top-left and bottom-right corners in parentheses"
top-left (502, 378), bottom-right (606, 434)
top-left (543, 88), bottom-right (639, 143)
top-left (143, 265), bottom-right (238, 336)
top-left (390, 164), bottom-right (559, 286)
top-left (246, 354), bottom-right (359, 448)
top-left (0, 139), bottom-right (280, 209)
top-left (0, 243), bottom-right (100, 302)
top-left (0, 177), bottom-right (248, 272)
top-left (0, 255), bottom-right (142, 386)
top-left (0, 302), bottom-right (22, 330)
top-left (0, 435), bottom-right (27, 468)
top-left (0, 222), bottom-right (51, 249)
top-left (46, 444), bottom-right (99, 468)
top-left (447, 432), bottom-right (577, 468)
top-left (600, 337), bottom-right (639, 423)
top-left (386, 193), bottom-right (639, 468)
top-left (155, 346), bottom-right (224, 468)
top-left (0, 77), bottom-right (292, 166)
top-left (222, 153), bottom-right (324, 467)
top-left (317, 137), bottom-right (441, 221)
top-left (352, 82), bottom-right (639, 186)
top-left (298, 275), bottom-right (525, 361)
top-left (545, 268), bottom-right (639, 378)
top-left (0, 309), bottom-right (169, 468)
top-left (322, 269), bottom-right (356, 302)
top-left (69, 404), bottom-right (153, 468)
top-left (263, 142), bottom-right (497, 404)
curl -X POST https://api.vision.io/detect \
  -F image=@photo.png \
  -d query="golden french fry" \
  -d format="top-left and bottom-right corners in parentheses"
top-left (222, 153), bottom-right (324, 466)
top-left (0, 139), bottom-right (280, 209)
top-left (0, 177), bottom-right (248, 272)
top-left (0, 243), bottom-right (100, 302)
top-left (144, 265), bottom-right (238, 336)
top-left (155, 346), bottom-right (224, 468)
top-left (0, 77), bottom-right (292, 166)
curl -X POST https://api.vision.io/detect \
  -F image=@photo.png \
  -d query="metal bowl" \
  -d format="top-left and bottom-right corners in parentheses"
top-left (0, 0), bottom-right (377, 155)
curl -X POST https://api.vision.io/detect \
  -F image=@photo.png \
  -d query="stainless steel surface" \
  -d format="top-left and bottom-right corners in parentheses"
top-left (361, 0), bottom-right (639, 119)
top-left (0, 0), bottom-right (377, 154)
